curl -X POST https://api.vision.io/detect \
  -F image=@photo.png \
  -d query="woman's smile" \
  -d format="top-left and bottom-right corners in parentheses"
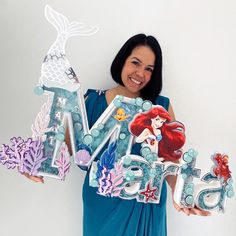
top-left (129, 76), bottom-right (142, 85)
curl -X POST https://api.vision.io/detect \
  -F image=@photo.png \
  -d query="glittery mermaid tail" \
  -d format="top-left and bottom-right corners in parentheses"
top-left (39, 5), bottom-right (98, 91)
top-left (45, 5), bottom-right (98, 41)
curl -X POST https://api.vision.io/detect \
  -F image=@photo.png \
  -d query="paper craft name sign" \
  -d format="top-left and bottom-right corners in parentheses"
top-left (0, 5), bottom-right (234, 212)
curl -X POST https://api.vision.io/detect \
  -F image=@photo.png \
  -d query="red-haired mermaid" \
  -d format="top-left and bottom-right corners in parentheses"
top-left (129, 106), bottom-right (185, 162)
top-left (212, 153), bottom-right (231, 183)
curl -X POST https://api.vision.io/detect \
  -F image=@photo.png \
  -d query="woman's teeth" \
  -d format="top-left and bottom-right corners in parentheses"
top-left (130, 77), bottom-right (141, 85)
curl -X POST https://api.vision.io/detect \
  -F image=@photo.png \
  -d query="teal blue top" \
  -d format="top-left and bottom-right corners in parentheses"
top-left (82, 89), bottom-right (170, 236)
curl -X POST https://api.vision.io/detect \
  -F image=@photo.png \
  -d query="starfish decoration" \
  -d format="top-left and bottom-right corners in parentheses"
top-left (139, 181), bottom-right (158, 203)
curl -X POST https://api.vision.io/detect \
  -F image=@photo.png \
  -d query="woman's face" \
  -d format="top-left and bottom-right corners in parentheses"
top-left (121, 45), bottom-right (155, 94)
top-left (151, 115), bottom-right (166, 129)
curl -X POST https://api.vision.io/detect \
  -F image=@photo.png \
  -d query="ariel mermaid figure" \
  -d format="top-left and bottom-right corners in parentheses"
top-left (130, 106), bottom-right (185, 162)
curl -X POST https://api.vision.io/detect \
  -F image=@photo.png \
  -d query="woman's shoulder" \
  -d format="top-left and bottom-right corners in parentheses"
top-left (84, 89), bottom-right (106, 98)
top-left (84, 89), bottom-right (107, 127)
top-left (155, 95), bottom-right (170, 110)
top-left (84, 89), bottom-right (107, 109)
top-left (84, 89), bottom-right (170, 110)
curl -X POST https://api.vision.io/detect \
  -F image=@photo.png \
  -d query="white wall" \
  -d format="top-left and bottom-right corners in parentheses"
top-left (0, 0), bottom-right (235, 235)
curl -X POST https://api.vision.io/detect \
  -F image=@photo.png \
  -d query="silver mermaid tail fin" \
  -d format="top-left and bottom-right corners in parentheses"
top-left (39, 5), bottom-right (98, 92)
top-left (45, 5), bottom-right (98, 39)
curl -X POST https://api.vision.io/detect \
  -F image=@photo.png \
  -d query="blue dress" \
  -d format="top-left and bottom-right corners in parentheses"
top-left (83, 89), bottom-right (170, 236)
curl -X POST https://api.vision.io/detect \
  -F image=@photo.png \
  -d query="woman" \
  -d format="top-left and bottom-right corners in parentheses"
top-left (26, 34), bottom-right (210, 236)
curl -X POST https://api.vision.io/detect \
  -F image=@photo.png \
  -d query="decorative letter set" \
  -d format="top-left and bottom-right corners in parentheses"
top-left (0, 5), bottom-right (234, 212)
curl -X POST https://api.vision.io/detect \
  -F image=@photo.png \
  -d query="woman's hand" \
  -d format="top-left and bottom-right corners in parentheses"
top-left (173, 200), bottom-right (211, 216)
top-left (22, 173), bottom-right (44, 183)
top-left (166, 175), bottom-right (210, 216)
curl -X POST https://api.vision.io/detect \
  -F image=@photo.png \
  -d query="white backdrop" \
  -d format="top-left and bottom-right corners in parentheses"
top-left (0, 0), bottom-right (235, 236)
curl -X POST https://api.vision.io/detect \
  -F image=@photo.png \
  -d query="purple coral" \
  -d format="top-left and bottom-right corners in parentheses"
top-left (0, 137), bottom-right (45, 175)
top-left (97, 167), bottom-right (113, 196)
top-left (97, 163), bottom-right (124, 197)
top-left (23, 140), bottom-right (46, 175)
top-left (0, 144), bottom-right (15, 169)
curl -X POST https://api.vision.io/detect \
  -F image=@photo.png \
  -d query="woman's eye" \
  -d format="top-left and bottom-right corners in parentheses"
top-left (146, 67), bottom-right (153, 73)
top-left (131, 61), bottom-right (139, 65)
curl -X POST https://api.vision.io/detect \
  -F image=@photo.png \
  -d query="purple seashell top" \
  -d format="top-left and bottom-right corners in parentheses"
top-left (75, 149), bottom-right (91, 165)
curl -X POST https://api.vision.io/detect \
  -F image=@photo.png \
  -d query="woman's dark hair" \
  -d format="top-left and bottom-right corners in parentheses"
top-left (110, 34), bottom-right (163, 103)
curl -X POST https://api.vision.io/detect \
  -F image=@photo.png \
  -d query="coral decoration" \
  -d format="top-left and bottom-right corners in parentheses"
top-left (31, 97), bottom-right (52, 142)
top-left (0, 137), bottom-right (45, 175)
top-left (110, 163), bottom-right (124, 197)
top-left (97, 162), bottom-right (125, 197)
top-left (98, 167), bottom-right (113, 196)
top-left (212, 153), bottom-right (231, 183)
top-left (55, 143), bottom-right (71, 180)
top-left (97, 165), bottom-right (124, 196)
top-left (139, 182), bottom-right (158, 203)
top-left (23, 140), bottom-right (46, 175)
top-left (96, 142), bottom-right (118, 196)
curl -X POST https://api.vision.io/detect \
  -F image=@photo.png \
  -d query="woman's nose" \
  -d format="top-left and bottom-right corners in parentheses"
top-left (135, 66), bottom-right (145, 78)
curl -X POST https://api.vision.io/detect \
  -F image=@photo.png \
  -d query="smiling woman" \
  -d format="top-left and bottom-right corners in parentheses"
top-left (81, 34), bottom-right (170, 236)
top-left (81, 34), bottom-right (209, 236)
top-left (109, 34), bottom-right (163, 104)
top-left (120, 46), bottom-right (155, 95)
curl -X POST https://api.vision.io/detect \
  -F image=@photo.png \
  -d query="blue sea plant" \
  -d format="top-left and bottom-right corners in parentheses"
top-left (96, 141), bottom-right (117, 180)
top-left (96, 142), bottom-right (117, 196)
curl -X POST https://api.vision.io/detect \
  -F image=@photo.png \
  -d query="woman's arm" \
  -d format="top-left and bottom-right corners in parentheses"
top-left (165, 103), bottom-right (210, 216)
top-left (167, 103), bottom-right (176, 120)
top-left (165, 103), bottom-right (179, 205)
